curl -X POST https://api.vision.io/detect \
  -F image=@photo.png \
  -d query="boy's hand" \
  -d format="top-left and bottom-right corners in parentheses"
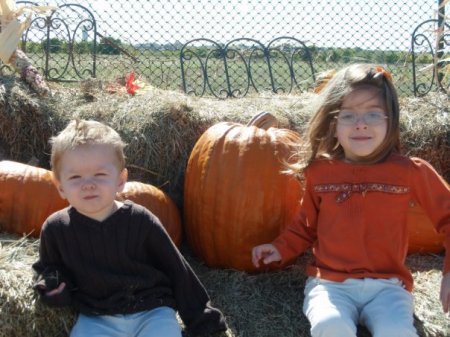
top-left (33, 268), bottom-right (73, 307)
top-left (45, 282), bottom-right (66, 296)
top-left (440, 272), bottom-right (450, 313)
top-left (251, 244), bottom-right (281, 268)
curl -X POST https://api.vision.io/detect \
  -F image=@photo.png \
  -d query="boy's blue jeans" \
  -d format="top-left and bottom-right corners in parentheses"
top-left (70, 306), bottom-right (182, 337)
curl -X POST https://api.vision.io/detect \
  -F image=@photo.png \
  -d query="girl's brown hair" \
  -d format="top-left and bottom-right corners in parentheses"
top-left (289, 63), bottom-right (400, 178)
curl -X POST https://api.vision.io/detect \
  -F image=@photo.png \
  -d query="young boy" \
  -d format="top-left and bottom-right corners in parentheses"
top-left (32, 119), bottom-right (227, 337)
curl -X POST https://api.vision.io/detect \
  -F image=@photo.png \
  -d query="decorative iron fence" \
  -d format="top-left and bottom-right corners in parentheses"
top-left (1, 0), bottom-right (448, 97)
top-left (180, 37), bottom-right (316, 98)
top-left (411, 19), bottom-right (450, 96)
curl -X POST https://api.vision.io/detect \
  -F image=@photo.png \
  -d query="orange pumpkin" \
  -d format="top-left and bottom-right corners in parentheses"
top-left (183, 113), bottom-right (446, 271)
top-left (0, 160), bottom-right (68, 237)
top-left (0, 161), bottom-right (182, 246)
top-left (407, 200), bottom-right (445, 254)
top-left (184, 112), bottom-right (304, 271)
top-left (116, 181), bottom-right (182, 246)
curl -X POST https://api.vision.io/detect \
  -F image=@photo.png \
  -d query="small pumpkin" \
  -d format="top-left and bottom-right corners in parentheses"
top-left (116, 181), bottom-right (182, 246)
top-left (0, 161), bottom-right (182, 246)
top-left (184, 112), bottom-right (304, 271)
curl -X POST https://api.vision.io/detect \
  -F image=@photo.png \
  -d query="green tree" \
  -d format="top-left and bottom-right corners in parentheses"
top-left (74, 40), bottom-right (93, 54)
top-left (42, 38), bottom-right (68, 53)
top-left (97, 36), bottom-right (122, 55)
top-left (24, 41), bottom-right (43, 53)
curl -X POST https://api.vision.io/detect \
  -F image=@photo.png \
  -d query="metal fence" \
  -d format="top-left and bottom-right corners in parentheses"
top-left (1, 0), bottom-right (449, 97)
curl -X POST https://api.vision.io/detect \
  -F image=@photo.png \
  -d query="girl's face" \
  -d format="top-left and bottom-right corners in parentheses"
top-left (55, 144), bottom-right (127, 221)
top-left (335, 87), bottom-right (388, 162)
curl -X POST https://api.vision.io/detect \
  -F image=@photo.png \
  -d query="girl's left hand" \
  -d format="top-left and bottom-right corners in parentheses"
top-left (440, 272), bottom-right (450, 313)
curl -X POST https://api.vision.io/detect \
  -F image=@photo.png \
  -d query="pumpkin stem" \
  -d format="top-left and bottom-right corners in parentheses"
top-left (246, 111), bottom-right (278, 129)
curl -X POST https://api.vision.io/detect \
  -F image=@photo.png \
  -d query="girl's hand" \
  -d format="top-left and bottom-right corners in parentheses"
top-left (252, 244), bottom-right (282, 268)
top-left (45, 282), bottom-right (66, 297)
top-left (440, 272), bottom-right (450, 313)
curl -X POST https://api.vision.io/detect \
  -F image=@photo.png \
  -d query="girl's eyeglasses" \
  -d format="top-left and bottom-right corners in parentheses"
top-left (335, 111), bottom-right (388, 126)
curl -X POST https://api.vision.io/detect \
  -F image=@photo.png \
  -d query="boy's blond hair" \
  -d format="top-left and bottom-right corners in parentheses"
top-left (50, 119), bottom-right (126, 180)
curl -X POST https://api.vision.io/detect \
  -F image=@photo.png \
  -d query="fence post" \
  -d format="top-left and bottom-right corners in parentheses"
top-left (437, 0), bottom-right (446, 88)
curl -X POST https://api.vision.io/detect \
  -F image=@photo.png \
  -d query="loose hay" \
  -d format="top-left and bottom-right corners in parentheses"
top-left (0, 77), bottom-right (63, 166)
top-left (0, 233), bottom-right (448, 337)
top-left (399, 93), bottom-right (450, 180)
top-left (0, 234), bottom-right (76, 337)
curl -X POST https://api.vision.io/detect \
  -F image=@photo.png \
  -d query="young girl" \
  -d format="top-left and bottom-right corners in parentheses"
top-left (252, 64), bottom-right (450, 337)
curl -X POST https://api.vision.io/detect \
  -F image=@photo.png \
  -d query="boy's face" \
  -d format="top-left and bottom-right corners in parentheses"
top-left (54, 144), bottom-right (127, 222)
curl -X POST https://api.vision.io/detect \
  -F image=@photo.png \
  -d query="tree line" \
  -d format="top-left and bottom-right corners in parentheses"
top-left (22, 37), bottom-right (434, 64)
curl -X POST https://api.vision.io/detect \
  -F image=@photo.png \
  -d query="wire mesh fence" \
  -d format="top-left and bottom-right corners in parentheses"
top-left (1, 0), bottom-right (449, 97)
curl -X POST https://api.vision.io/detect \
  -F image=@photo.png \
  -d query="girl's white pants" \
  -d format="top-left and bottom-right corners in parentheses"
top-left (303, 277), bottom-right (418, 337)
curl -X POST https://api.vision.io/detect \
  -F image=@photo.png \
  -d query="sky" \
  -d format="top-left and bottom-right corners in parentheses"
top-left (37, 0), bottom-right (442, 51)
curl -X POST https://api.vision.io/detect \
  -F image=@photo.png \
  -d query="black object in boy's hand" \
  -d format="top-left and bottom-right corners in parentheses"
top-left (34, 268), bottom-right (60, 292)
top-left (33, 267), bottom-right (74, 307)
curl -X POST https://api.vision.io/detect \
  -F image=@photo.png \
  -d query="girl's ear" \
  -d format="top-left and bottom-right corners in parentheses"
top-left (117, 168), bottom-right (128, 192)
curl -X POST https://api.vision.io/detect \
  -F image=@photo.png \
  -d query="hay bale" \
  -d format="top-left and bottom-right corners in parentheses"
top-left (399, 93), bottom-right (450, 181)
top-left (0, 233), bottom-right (447, 337)
top-left (0, 77), bottom-right (447, 207)
top-left (0, 234), bottom-right (76, 337)
top-left (0, 77), bottom-right (317, 206)
top-left (0, 76), bottom-right (66, 167)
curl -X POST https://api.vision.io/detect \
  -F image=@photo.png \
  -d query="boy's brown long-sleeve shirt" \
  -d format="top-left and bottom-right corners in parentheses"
top-left (33, 201), bottom-right (226, 336)
top-left (273, 154), bottom-right (450, 291)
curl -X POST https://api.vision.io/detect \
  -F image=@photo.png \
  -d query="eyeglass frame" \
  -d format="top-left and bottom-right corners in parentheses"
top-left (334, 110), bottom-right (388, 126)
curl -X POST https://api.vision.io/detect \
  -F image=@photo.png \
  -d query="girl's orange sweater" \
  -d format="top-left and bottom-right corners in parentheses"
top-left (273, 154), bottom-right (450, 291)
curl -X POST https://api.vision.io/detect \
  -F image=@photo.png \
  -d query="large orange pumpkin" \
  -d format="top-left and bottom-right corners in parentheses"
top-left (184, 112), bottom-right (304, 271)
top-left (0, 161), bottom-right (182, 246)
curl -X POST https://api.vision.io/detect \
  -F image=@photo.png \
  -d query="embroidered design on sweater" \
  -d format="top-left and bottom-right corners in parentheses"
top-left (314, 183), bottom-right (409, 203)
